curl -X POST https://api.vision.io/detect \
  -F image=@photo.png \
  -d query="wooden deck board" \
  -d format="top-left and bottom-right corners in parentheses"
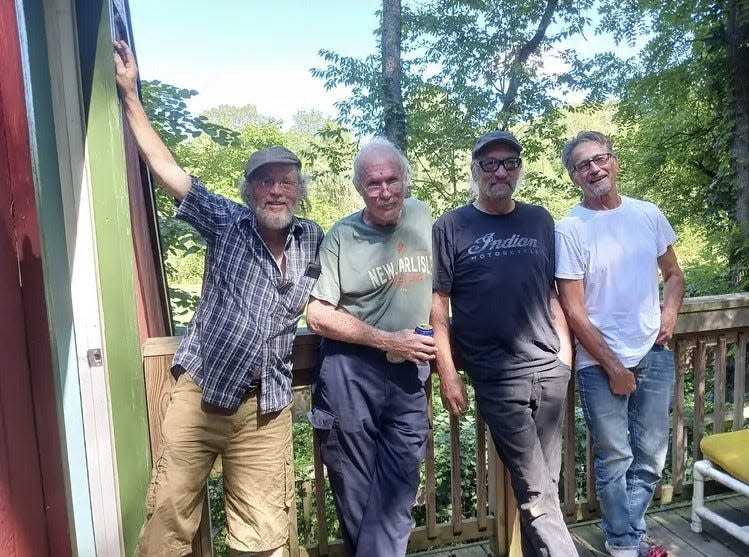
top-left (649, 504), bottom-right (738, 557)
top-left (722, 494), bottom-right (749, 518)
top-left (673, 500), bottom-right (749, 556)
top-left (407, 539), bottom-right (492, 556)
top-left (408, 496), bottom-right (748, 556)
top-left (643, 515), bottom-right (703, 557)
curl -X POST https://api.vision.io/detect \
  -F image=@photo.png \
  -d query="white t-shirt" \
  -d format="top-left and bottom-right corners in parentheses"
top-left (555, 195), bottom-right (676, 370)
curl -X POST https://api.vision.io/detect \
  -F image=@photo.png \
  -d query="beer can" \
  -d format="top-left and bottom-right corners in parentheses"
top-left (414, 324), bottom-right (433, 383)
top-left (415, 324), bottom-right (434, 337)
top-left (386, 325), bottom-right (434, 363)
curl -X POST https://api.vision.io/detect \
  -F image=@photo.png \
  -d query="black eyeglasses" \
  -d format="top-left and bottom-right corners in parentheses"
top-left (572, 153), bottom-right (614, 174)
top-left (475, 157), bottom-right (522, 173)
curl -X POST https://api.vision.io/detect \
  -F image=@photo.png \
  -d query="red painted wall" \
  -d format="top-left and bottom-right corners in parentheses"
top-left (0, 3), bottom-right (72, 556)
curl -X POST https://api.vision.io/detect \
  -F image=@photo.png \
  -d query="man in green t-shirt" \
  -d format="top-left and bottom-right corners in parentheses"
top-left (307, 137), bottom-right (436, 556)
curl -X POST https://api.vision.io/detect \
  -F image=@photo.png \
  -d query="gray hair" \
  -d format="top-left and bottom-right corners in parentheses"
top-left (561, 131), bottom-right (615, 174)
top-left (352, 137), bottom-right (412, 195)
top-left (238, 170), bottom-right (310, 213)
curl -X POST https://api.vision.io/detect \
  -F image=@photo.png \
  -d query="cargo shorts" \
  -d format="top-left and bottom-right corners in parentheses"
top-left (136, 373), bottom-right (294, 557)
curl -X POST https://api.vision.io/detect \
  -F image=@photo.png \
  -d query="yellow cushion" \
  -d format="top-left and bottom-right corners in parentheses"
top-left (700, 429), bottom-right (749, 484)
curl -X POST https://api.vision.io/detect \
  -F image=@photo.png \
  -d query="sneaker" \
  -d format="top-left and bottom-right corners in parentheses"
top-left (604, 540), bottom-right (638, 557)
top-left (638, 535), bottom-right (668, 557)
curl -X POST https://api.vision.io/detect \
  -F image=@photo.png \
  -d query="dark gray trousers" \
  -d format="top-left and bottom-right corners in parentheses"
top-left (309, 339), bottom-right (429, 557)
top-left (472, 364), bottom-right (579, 557)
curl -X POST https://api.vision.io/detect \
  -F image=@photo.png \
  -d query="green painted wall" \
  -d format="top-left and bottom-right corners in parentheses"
top-left (75, 2), bottom-right (151, 555)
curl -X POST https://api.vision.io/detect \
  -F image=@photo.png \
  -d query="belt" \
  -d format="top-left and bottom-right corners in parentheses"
top-left (200, 379), bottom-right (261, 415)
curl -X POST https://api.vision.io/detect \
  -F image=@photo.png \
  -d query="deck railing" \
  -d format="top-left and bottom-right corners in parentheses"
top-left (140, 293), bottom-right (749, 556)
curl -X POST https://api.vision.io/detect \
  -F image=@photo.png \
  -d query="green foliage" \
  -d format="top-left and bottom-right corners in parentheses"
top-left (292, 109), bottom-right (332, 136)
top-left (141, 80), bottom-right (240, 318)
top-left (563, 0), bottom-right (748, 288)
top-left (308, 0), bottom-right (748, 297)
top-left (313, 0), bottom-right (600, 215)
top-left (141, 80), bottom-right (239, 148)
top-left (208, 473), bottom-right (229, 557)
top-left (413, 379), bottom-right (480, 525)
top-left (201, 103), bottom-right (282, 130)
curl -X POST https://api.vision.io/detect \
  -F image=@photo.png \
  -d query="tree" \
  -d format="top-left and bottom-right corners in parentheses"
top-left (141, 80), bottom-right (238, 147)
top-left (314, 0), bottom-right (596, 213)
top-left (291, 109), bottom-right (329, 135)
top-left (382, 0), bottom-right (407, 151)
top-left (567, 0), bottom-right (749, 290)
top-left (201, 103), bottom-right (282, 130)
top-left (727, 0), bottom-right (749, 237)
top-left (141, 80), bottom-right (239, 323)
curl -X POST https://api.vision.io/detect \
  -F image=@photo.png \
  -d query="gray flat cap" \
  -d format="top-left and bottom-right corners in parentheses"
top-left (244, 145), bottom-right (302, 180)
top-left (472, 131), bottom-right (523, 158)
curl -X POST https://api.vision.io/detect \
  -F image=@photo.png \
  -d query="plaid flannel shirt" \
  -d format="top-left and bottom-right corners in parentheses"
top-left (171, 177), bottom-right (323, 412)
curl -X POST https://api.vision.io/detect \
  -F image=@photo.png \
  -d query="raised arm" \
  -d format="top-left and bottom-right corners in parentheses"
top-left (656, 245), bottom-right (685, 345)
top-left (556, 278), bottom-right (636, 395)
top-left (306, 298), bottom-right (437, 365)
top-left (430, 291), bottom-right (468, 416)
top-left (113, 40), bottom-right (191, 200)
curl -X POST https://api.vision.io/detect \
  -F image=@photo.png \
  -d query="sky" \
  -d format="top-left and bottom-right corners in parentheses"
top-left (129, 1), bottom-right (381, 127)
top-left (128, 1), bottom-right (632, 129)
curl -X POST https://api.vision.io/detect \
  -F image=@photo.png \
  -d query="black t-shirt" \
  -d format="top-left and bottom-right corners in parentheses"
top-left (433, 201), bottom-right (560, 379)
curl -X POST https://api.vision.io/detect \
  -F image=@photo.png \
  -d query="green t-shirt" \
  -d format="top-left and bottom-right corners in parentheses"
top-left (311, 197), bottom-right (433, 332)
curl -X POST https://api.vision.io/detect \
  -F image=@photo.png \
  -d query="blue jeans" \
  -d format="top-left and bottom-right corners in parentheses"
top-left (578, 346), bottom-right (674, 550)
top-left (473, 364), bottom-right (579, 557)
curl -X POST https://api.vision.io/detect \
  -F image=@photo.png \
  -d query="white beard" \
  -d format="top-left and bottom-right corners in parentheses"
top-left (255, 205), bottom-right (294, 230)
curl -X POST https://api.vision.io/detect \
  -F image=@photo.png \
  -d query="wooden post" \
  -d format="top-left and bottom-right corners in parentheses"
top-left (425, 376), bottom-right (438, 539)
top-left (487, 437), bottom-right (507, 557)
top-left (142, 337), bottom-right (212, 556)
top-left (504, 470), bottom-right (522, 557)
top-left (671, 340), bottom-right (689, 497)
top-left (734, 331), bottom-right (747, 431)
top-left (450, 413), bottom-right (463, 535)
top-left (714, 336), bottom-right (727, 434)
top-left (693, 339), bottom-right (708, 462)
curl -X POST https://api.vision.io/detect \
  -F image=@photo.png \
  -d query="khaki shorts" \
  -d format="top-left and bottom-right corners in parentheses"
top-left (136, 373), bottom-right (294, 557)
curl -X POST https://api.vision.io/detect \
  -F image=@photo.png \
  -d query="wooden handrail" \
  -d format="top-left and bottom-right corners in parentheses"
top-left (141, 293), bottom-right (749, 556)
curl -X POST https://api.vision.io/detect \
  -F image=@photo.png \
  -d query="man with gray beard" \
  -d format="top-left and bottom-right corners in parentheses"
top-left (431, 131), bottom-right (578, 557)
top-left (114, 41), bottom-right (323, 557)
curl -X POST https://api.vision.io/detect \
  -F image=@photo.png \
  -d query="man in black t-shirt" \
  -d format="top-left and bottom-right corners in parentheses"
top-left (431, 131), bottom-right (578, 557)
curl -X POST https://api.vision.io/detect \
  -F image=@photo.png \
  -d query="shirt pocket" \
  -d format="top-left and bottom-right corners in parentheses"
top-left (279, 274), bottom-right (317, 317)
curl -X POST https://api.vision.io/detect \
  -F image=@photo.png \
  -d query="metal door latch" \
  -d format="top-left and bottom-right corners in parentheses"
top-left (87, 348), bottom-right (103, 367)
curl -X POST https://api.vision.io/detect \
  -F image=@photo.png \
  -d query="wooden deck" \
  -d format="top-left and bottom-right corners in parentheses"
top-left (411, 495), bottom-right (749, 557)
top-left (142, 298), bottom-right (749, 557)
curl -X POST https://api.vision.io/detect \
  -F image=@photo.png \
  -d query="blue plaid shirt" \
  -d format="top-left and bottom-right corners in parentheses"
top-left (171, 178), bottom-right (323, 412)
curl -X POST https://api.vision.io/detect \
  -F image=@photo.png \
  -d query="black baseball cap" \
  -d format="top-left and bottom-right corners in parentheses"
top-left (244, 145), bottom-right (301, 180)
top-left (472, 131), bottom-right (523, 158)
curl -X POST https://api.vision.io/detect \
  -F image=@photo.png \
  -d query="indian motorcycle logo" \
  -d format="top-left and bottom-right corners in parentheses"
top-left (367, 242), bottom-right (432, 288)
top-left (467, 232), bottom-right (540, 261)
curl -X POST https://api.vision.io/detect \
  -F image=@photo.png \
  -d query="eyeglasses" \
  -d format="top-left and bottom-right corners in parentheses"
top-left (572, 153), bottom-right (614, 174)
top-left (363, 179), bottom-right (404, 197)
top-left (475, 157), bottom-right (522, 173)
top-left (255, 177), bottom-right (298, 192)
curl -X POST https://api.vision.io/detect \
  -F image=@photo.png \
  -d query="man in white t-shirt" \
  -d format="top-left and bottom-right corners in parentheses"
top-left (555, 131), bottom-right (684, 557)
